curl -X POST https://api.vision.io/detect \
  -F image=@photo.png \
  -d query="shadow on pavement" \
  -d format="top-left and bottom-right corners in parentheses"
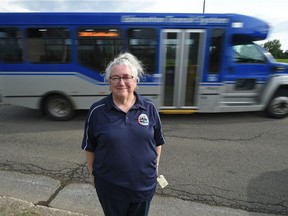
top-left (247, 169), bottom-right (288, 215)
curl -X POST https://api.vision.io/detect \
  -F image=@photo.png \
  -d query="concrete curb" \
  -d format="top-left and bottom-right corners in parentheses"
top-left (0, 196), bottom-right (86, 216)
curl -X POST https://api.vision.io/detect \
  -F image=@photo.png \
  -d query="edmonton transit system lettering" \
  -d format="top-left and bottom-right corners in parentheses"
top-left (121, 15), bottom-right (229, 24)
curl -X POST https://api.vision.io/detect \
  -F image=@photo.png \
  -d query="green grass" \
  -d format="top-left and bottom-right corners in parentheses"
top-left (0, 207), bottom-right (40, 216)
top-left (15, 213), bottom-right (40, 216)
top-left (276, 59), bottom-right (288, 63)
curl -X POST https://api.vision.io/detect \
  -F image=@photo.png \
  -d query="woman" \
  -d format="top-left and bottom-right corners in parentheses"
top-left (81, 52), bottom-right (165, 216)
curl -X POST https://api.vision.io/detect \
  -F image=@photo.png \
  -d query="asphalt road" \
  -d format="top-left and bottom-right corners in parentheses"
top-left (0, 104), bottom-right (288, 215)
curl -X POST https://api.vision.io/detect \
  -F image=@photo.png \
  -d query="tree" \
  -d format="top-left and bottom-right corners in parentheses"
top-left (263, 39), bottom-right (285, 58)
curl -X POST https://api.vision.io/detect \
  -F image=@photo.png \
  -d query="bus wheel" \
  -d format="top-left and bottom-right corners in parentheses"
top-left (44, 95), bottom-right (75, 121)
top-left (265, 90), bottom-right (288, 119)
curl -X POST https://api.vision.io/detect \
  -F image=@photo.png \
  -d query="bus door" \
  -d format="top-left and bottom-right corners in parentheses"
top-left (160, 29), bottom-right (205, 109)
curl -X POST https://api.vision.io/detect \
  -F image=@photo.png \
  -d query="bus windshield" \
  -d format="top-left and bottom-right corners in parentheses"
top-left (233, 42), bottom-right (267, 64)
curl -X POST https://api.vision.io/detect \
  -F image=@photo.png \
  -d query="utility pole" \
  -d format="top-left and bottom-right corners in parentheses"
top-left (203, 0), bottom-right (206, 13)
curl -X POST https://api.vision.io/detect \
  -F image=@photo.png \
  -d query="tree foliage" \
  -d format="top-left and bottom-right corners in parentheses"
top-left (263, 39), bottom-right (288, 59)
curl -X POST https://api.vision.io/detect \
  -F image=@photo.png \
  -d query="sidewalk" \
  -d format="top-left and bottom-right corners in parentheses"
top-left (0, 170), bottom-right (276, 216)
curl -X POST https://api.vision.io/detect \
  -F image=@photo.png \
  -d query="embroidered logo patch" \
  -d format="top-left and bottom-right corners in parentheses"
top-left (138, 114), bottom-right (149, 126)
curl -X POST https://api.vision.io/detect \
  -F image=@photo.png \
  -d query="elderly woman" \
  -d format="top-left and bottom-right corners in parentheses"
top-left (81, 52), bottom-right (165, 216)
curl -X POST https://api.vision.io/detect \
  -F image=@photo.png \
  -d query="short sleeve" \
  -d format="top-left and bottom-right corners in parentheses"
top-left (151, 103), bottom-right (165, 146)
top-left (81, 107), bottom-right (97, 152)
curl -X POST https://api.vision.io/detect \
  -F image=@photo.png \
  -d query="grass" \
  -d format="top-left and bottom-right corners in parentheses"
top-left (15, 213), bottom-right (40, 216)
top-left (276, 59), bottom-right (288, 63)
top-left (0, 206), bottom-right (41, 216)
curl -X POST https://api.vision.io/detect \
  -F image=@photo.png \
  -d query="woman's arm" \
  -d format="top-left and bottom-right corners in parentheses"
top-left (85, 151), bottom-right (95, 186)
top-left (156, 145), bottom-right (162, 175)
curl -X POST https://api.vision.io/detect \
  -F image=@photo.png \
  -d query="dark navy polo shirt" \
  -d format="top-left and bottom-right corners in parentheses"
top-left (82, 92), bottom-right (165, 193)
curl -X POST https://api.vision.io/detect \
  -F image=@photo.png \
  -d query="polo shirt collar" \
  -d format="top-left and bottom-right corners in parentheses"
top-left (106, 92), bottom-right (147, 111)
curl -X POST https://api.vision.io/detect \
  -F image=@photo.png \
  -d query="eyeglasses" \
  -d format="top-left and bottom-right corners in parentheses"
top-left (109, 75), bottom-right (134, 83)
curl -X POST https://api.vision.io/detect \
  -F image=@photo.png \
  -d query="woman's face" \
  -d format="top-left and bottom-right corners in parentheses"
top-left (109, 64), bottom-right (137, 98)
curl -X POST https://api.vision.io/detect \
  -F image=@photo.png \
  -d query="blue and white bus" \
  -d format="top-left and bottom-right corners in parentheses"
top-left (1, 12), bottom-right (288, 120)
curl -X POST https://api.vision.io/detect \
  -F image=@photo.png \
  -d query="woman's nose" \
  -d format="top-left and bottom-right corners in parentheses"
top-left (118, 78), bottom-right (125, 84)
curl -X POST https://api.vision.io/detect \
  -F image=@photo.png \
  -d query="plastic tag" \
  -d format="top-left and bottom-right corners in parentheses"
top-left (157, 175), bottom-right (168, 188)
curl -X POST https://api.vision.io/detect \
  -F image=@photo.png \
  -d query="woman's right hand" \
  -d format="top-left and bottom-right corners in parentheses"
top-left (89, 174), bottom-right (95, 188)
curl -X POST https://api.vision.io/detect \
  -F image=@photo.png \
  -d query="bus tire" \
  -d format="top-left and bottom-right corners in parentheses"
top-left (44, 95), bottom-right (75, 121)
top-left (264, 90), bottom-right (288, 119)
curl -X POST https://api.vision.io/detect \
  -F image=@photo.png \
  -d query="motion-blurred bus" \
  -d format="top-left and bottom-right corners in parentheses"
top-left (1, 12), bottom-right (288, 120)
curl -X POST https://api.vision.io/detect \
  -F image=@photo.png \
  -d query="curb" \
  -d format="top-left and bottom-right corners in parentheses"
top-left (0, 196), bottom-right (86, 216)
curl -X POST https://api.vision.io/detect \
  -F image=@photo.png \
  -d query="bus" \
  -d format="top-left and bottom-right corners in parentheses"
top-left (1, 12), bottom-right (288, 120)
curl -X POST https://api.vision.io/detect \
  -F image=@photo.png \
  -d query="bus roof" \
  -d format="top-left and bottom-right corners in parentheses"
top-left (0, 12), bottom-right (269, 40)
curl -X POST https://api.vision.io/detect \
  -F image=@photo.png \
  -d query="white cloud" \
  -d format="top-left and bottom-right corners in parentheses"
top-left (0, 1), bottom-right (32, 12)
top-left (0, 0), bottom-right (156, 12)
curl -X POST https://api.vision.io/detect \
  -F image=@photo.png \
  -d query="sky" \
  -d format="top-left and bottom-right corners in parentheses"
top-left (0, 0), bottom-right (287, 50)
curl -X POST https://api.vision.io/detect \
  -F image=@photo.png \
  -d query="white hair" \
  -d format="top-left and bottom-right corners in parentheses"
top-left (105, 52), bottom-right (145, 81)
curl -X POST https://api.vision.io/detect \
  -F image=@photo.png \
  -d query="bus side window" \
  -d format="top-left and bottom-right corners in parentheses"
top-left (26, 28), bottom-right (70, 64)
top-left (0, 28), bottom-right (23, 63)
top-left (77, 28), bottom-right (122, 73)
top-left (127, 28), bottom-right (157, 74)
top-left (208, 29), bottom-right (225, 73)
